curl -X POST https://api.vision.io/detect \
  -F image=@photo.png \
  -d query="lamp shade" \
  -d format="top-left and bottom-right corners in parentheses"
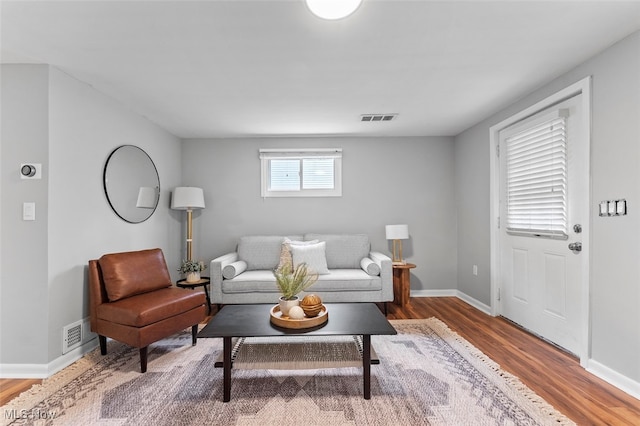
top-left (136, 186), bottom-right (158, 209)
top-left (385, 224), bottom-right (409, 240)
top-left (171, 187), bottom-right (205, 210)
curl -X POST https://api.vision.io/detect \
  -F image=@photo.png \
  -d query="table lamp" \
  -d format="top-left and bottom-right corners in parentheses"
top-left (385, 224), bottom-right (409, 265)
top-left (171, 187), bottom-right (205, 261)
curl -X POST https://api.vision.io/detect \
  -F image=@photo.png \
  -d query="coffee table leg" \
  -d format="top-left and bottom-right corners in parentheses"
top-left (362, 334), bottom-right (371, 399)
top-left (223, 336), bottom-right (232, 402)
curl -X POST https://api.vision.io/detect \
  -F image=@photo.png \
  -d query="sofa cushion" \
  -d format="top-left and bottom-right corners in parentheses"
top-left (238, 235), bottom-right (303, 270)
top-left (304, 234), bottom-right (370, 269)
top-left (99, 248), bottom-right (172, 302)
top-left (97, 287), bottom-right (205, 327)
top-left (222, 270), bottom-right (280, 294)
top-left (222, 260), bottom-right (248, 279)
top-left (291, 241), bottom-right (330, 275)
top-left (307, 269), bottom-right (382, 292)
top-left (221, 269), bottom-right (380, 294)
top-left (360, 258), bottom-right (381, 276)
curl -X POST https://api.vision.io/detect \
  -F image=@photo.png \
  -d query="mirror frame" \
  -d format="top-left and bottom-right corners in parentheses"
top-left (103, 145), bottom-right (160, 223)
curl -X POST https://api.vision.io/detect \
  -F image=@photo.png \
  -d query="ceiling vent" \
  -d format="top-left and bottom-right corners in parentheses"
top-left (360, 113), bottom-right (398, 122)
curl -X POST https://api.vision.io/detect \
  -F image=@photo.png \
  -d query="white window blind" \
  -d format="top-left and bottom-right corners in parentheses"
top-left (259, 149), bottom-right (342, 197)
top-left (505, 110), bottom-right (568, 238)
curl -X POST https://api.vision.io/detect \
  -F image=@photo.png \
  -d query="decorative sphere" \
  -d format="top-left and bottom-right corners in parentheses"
top-left (288, 306), bottom-right (305, 319)
top-left (301, 294), bottom-right (322, 306)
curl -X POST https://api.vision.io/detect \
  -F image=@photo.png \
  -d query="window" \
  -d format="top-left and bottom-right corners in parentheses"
top-left (260, 148), bottom-right (342, 197)
top-left (504, 110), bottom-right (568, 238)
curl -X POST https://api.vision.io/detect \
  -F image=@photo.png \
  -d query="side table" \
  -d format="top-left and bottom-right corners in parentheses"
top-left (176, 276), bottom-right (211, 314)
top-left (392, 263), bottom-right (416, 306)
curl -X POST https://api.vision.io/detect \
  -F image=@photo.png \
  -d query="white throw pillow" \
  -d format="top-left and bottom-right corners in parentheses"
top-left (290, 241), bottom-right (330, 275)
top-left (286, 238), bottom-right (320, 246)
top-left (222, 260), bottom-right (248, 279)
top-left (360, 258), bottom-right (381, 276)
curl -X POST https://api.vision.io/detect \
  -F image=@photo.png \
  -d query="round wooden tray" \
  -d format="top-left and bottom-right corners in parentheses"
top-left (269, 304), bottom-right (328, 329)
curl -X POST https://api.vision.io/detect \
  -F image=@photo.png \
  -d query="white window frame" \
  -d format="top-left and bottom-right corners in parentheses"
top-left (259, 148), bottom-right (343, 198)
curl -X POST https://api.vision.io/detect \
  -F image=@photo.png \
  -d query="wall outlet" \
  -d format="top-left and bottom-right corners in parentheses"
top-left (473, 265), bottom-right (478, 276)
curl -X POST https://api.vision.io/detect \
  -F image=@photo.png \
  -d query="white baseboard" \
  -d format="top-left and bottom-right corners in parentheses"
top-left (0, 338), bottom-right (99, 379)
top-left (410, 289), bottom-right (492, 315)
top-left (587, 359), bottom-right (640, 400)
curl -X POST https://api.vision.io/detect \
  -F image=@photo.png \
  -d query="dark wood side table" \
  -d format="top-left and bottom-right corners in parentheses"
top-left (176, 276), bottom-right (211, 314)
top-left (392, 263), bottom-right (416, 306)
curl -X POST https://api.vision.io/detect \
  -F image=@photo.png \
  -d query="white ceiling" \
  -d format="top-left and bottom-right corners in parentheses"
top-left (2, 0), bottom-right (640, 139)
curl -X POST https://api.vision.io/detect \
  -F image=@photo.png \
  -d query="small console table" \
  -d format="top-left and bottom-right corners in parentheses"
top-left (392, 263), bottom-right (416, 306)
top-left (176, 276), bottom-right (211, 314)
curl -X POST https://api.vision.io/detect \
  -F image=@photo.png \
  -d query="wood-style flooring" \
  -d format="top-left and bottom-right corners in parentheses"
top-left (1, 297), bottom-right (639, 425)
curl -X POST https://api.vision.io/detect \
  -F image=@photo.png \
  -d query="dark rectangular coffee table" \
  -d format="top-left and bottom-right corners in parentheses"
top-left (198, 303), bottom-right (397, 402)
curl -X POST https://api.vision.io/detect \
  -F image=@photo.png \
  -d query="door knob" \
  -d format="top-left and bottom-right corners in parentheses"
top-left (568, 242), bottom-right (582, 253)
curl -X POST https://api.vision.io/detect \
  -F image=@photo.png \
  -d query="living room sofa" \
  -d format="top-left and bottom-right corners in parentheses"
top-left (210, 234), bottom-right (393, 306)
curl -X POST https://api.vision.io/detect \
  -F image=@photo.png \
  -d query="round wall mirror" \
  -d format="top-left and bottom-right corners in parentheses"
top-left (103, 145), bottom-right (160, 223)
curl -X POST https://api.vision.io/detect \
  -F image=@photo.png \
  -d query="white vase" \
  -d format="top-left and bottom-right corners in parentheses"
top-left (279, 296), bottom-right (300, 317)
top-left (186, 271), bottom-right (200, 283)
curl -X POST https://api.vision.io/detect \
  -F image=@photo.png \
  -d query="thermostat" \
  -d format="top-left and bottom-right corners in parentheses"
top-left (20, 163), bottom-right (41, 179)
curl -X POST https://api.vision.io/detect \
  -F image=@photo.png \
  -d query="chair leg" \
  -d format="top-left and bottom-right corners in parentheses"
top-left (191, 324), bottom-right (198, 346)
top-left (99, 335), bottom-right (107, 355)
top-left (139, 347), bottom-right (148, 373)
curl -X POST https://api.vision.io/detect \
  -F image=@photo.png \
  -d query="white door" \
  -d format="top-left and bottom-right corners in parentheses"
top-left (499, 94), bottom-right (587, 356)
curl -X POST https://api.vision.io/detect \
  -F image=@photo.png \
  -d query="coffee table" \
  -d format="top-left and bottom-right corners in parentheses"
top-left (198, 303), bottom-right (397, 402)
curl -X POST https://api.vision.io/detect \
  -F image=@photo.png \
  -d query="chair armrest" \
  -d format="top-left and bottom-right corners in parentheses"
top-left (369, 251), bottom-right (394, 301)
top-left (210, 252), bottom-right (239, 302)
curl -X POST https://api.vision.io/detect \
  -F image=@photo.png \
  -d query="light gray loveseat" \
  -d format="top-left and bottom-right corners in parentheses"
top-left (210, 234), bottom-right (393, 306)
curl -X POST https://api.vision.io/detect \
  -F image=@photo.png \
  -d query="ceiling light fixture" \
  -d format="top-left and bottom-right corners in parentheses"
top-left (305, 0), bottom-right (363, 20)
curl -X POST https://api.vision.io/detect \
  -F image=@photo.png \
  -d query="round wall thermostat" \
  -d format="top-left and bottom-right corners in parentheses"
top-left (21, 164), bottom-right (36, 177)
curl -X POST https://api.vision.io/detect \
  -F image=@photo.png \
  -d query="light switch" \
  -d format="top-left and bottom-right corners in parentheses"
top-left (599, 201), bottom-right (608, 216)
top-left (23, 202), bottom-right (35, 220)
top-left (616, 199), bottom-right (627, 215)
top-left (607, 200), bottom-right (616, 216)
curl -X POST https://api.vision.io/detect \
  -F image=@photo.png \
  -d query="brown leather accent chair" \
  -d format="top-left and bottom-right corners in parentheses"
top-left (89, 248), bottom-right (207, 373)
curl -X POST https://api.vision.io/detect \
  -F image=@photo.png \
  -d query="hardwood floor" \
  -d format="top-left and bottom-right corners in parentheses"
top-left (1, 297), bottom-right (639, 424)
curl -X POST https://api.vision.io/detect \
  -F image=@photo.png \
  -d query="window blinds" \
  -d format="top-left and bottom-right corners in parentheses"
top-left (506, 110), bottom-right (568, 238)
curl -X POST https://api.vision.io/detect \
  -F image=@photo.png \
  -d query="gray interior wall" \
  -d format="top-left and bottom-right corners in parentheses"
top-left (1, 65), bottom-right (50, 364)
top-left (0, 64), bottom-right (183, 367)
top-left (181, 136), bottom-right (457, 293)
top-left (46, 68), bottom-right (184, 361)
top-left (454, 123), bottom-right (491, 306)
top-left (454, 32), bottom-right (640, 383)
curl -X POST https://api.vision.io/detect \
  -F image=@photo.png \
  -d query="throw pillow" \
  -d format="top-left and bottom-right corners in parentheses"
top-left (360, 258), bottom-right (381, 276)
top-left (277, 238), bottom-right (320, 270)
top-left (277, 242), bottom-right (293, 271)
top-left (222, 260), bottom-right (248, 279)
top-left (290, 241), bottom-right (330, 275)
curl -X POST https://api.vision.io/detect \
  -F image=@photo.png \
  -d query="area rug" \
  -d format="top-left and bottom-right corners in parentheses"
top-left (1, 319), bottom-right (575, 426)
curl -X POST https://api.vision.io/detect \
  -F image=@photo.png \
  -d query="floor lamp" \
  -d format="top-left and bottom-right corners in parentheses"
top-left (171, 187), bottom-right (205, 261)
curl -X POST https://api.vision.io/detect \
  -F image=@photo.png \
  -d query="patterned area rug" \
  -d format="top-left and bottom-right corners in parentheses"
top-left (1, 319), bottom-right (575, 425)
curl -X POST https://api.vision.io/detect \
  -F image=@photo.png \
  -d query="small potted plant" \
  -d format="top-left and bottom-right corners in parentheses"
top-left (178, 259), bottom-right (207, 283)
top-left (273, 262), bottom-right (318, 316)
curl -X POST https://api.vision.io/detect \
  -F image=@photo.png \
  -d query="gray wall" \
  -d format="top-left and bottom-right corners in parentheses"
top-left (454, 32), bottom-right (640, 384)
top-left (0, 65), bottom-right (183, 367)
top-left (1, 65), bottom-right (50, 365)
top-left (181, 137), bottom-right (457, 293)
